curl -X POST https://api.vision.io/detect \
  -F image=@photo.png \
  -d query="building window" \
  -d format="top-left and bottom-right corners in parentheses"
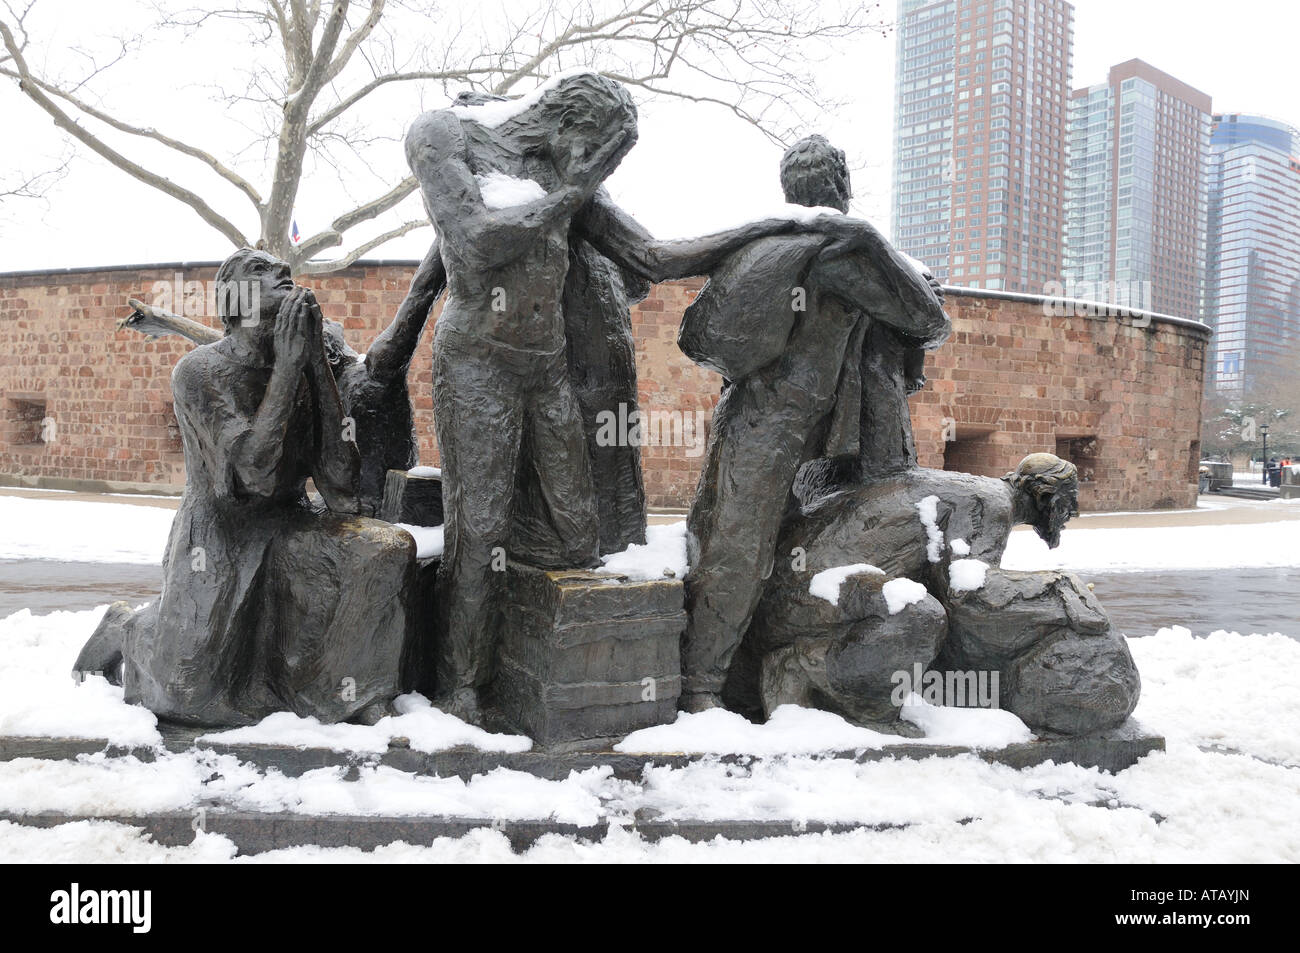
top-left (1056, 435), bottom-right (1099, 483)
top-left (6, 396), bottom-right (51, 447)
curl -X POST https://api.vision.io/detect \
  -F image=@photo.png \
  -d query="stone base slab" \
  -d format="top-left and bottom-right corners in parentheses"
top-left (0, 720), bottom-right (1163, 852)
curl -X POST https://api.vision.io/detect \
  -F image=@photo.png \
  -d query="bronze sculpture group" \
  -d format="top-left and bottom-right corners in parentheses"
top-left (76, 73), bottom-right (1140, 742)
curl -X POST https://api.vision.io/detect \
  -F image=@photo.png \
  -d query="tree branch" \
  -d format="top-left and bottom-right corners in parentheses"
top-left (294, 218), bottom-right (428, 273)
top-left (0, 63), bottom-right (264, 207)
top-left (0, 18), bottom-right (251, 248)
top-left (293, 173), bottom-right (418, 259)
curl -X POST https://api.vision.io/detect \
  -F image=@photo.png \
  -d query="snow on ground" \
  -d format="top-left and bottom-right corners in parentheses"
top-left (0, 608), bottom-right (161, 746)
top-left (0, 608), bottom-right (1296, 861)
top-left (1003, 519), bottom-right (1300, 573)
top-left (616, 705), bottom-right (898, 756)
top-left (0, 494), bottom-right (173, 564)
top-left (199, 694), bottom-right (531, 755)
top-left (1128, 627), bottom-right (1300, 765)
top-left (598, 521), bottom-right (688, 581)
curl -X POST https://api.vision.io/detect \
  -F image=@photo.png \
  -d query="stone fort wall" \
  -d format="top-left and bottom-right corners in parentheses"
top-left (0, 262), bottom-right (1208, 511)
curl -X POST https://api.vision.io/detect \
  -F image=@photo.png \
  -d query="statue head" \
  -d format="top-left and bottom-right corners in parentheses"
top-left (780, 135), bottom-right (851, 213)
top-left (321, 319), bottom-right (360, 377)
top-left (1004, 452), bottom-right (1079, 549)
top-left (215, 248), bottom-right (294, 339)
top-left (504, 72), bottom-right (637, 180)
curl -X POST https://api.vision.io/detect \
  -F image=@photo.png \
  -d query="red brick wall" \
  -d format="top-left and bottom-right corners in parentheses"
top-left (0, 265), bottom-right (1207, 511)
top-left (913, 292), bottom-right (1208, 511)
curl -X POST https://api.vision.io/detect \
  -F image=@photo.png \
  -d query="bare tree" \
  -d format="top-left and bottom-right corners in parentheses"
top-left (1, 0), bottom-right (886, 273)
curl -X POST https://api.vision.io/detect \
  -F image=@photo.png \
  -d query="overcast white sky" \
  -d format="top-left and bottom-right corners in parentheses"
top-left (1, 0), bottom-right (1297, 271)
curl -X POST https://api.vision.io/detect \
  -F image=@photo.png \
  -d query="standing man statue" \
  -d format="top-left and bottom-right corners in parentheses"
top-left (677, 135), bottom-right (951, 711)
top-left (407, 72), bottom-right (828, 723)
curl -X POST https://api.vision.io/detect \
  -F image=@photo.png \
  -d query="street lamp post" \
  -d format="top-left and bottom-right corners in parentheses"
top-left (1261, 423), bottom-right (1271, 485)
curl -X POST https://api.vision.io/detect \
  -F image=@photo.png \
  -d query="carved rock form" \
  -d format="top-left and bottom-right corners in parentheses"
top-left (771, 469), bottom-right (1018, 586)
top-left (939, 568), bottom-right (1140, 735)
top-left (753, 570), bottom-right (947, 724)
top-left (741, 460), bottom-right (1140, 736)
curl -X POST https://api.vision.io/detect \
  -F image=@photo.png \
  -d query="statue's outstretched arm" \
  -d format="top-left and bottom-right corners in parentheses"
top-left (364, 238), bottom-right (446, 388)
top-left (119, 298), bottom-right (222, 346)
top-left (575, 190), bottom-right (800, 284)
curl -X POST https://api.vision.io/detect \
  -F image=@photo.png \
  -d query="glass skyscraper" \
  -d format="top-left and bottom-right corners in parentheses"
top-left (1205, 114), bottom-right (1300, 398)
top-left (1063, 60), bottom-right (1211, 319)
top-left (892, 0), bottom-right (1073, 292)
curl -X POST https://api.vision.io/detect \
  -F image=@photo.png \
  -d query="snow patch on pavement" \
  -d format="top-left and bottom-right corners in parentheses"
top-left (0, 496), bottom-right (172, 564)
top-left (1003, 519), bottom-right (1300, 573)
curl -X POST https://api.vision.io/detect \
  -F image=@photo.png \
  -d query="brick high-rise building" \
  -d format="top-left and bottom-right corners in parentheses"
top-left (892, 0), bottom-right (1074, 292)
top-left (1064, 60), bottom-right (1211, 318)
top-left (1204, 114), bottom-right (1300, 398)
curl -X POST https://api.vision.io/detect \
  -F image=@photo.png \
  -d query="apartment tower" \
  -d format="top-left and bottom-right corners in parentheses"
top-left (892, 0), bottom-right (1074, 292)
top-left (1204, 114), bottom-right (1300, 398)
top-left (1064, 60), bottom-right (1211, 318)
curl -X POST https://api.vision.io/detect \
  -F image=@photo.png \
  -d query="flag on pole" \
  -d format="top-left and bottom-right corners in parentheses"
top-left (291, 219), bottom-right (301, 244)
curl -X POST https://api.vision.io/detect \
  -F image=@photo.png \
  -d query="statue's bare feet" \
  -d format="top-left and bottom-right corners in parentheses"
top-left (435, 687), bottom-right (484, 726)
top-left (678, 691), bottom-right (723, 714)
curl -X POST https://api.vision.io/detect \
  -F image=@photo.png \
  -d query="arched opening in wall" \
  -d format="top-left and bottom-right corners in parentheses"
top-left (1056, 435), bottom-right (1099, 484)
top-left (5, 395), bottom-right (50, 449)
top-left (1187, 440), bottom-right (1202, 483)
top-left (942, 426), bottom-right (999, 475)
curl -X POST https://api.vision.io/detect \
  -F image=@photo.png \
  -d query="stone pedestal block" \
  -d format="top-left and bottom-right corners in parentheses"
top-left (491, 564), bottom-right (683, 748)
top-left (380, 468), bottom-right (444, 526)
